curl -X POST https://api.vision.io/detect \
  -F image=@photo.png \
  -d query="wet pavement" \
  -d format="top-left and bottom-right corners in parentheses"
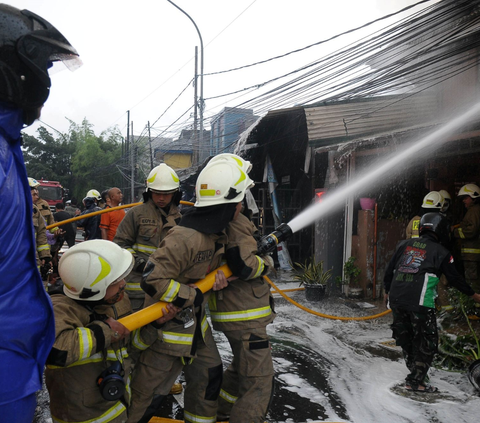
top-left (34, 270), bottom-right (480, 423)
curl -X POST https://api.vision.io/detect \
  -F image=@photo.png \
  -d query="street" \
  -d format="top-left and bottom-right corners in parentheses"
top-left (35, 273), bottom-right (480, 423)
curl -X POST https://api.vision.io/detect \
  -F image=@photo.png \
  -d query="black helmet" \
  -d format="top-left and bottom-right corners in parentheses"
top-left (0, 5), bottom-right (81, 124)
top-left (419, 212), bottom-right (450, 245)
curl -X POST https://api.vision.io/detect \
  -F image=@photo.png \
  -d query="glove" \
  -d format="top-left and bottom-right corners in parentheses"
top-left (135, 258), bottom-right (146, 273)
top-left (193, 288), bottom-right (204, 307)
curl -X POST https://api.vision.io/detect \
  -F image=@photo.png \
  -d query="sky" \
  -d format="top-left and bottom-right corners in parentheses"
top-left (9, 0), bottom-right (435, 141)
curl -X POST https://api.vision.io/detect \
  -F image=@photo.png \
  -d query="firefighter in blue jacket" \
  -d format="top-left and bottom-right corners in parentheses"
top-left (0, 5), bottom-right (81, 422)
top-left (384, 213), bottom-right (480, 393)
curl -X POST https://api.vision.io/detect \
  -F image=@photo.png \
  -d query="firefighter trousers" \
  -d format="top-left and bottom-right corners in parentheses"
top-left (218, 327), bottom-right (274, 423)
top-left (127, 334), bottom-right (223, 423)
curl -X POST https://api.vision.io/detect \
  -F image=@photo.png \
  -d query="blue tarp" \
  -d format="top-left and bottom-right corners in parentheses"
top-left (0, 105), bottom-right (55, 407)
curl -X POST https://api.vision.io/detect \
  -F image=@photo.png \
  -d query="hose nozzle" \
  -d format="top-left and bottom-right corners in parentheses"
top-left (257, 223), bottom-right (293, 254)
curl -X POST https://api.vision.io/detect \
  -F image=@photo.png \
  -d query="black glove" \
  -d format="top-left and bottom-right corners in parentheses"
top-left (135, 258), bottom-right (146, 273)
top-left (193, 288), bottom-right (204, 307)
top-left (43, 256), bottom-right (52, 265)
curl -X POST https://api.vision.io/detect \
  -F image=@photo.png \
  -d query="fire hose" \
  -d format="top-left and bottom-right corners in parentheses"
top-left (46, 200), bottom-right (195, 231)
top-left (117, 222), bottom-right (391, 331)
top-left (48, 214), bottom-right (391, 327)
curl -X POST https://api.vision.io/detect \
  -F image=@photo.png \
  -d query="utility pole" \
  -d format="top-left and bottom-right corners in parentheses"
top-left (167, 0), bottom-right (203, 166)
top-left (148, 121), bottom-right (154, 169)
top-left (126, 110), bottom-right (130, 202)
top-left (130, 121), bottom-right (134, 203)
top-left (194, 46), bottom-right (198, 163)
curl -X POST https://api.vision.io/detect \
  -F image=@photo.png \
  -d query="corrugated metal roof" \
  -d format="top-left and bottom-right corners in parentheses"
top-left (305, 94), bottom-right (440, 147)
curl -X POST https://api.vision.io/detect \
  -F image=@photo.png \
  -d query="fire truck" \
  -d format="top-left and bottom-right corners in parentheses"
top-left (37, 179), bottom-right (65, 212)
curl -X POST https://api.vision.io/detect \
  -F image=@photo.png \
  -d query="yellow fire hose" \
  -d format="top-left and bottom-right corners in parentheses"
top-left (264, 275), bottom-right (391, 321)
top-left (46, 200), bottom-right (195, 231)
top-left (117, 265), bottom-right (390, 331)
top-left (118, 265), bottom-right (232, 331)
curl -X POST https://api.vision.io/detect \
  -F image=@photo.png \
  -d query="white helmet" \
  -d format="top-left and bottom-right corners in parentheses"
top-left (438, 190), bottom-right (451, 201)
top-left (458, 184), bottom-right (480, 199)
top-left (422, 191), bottom-right (444, 209)
top-left (28, 177), bottom-right (40, 188)
top-left (59, 240), bottom-right (134, 301)
top-left (146, 163), bottom-right (180, 193)
top-left (207, 153), bottom-right (253, 174)
top-left (195, 160), bottom-right (254, 207)
top-left (86, 189), bottom-right (101, 200)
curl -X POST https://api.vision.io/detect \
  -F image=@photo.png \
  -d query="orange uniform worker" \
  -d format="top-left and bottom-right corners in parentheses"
top-left (100, 187), bottom-right (126, 241)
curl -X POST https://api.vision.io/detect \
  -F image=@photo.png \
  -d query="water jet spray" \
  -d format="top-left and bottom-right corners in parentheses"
top-left (258, 101), bottom-right (480, 249)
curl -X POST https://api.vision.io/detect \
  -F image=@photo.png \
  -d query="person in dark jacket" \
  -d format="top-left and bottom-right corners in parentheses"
top-left (53, 202), bottom-right (76, 247)
top-left (0, 5), bottom-right (81, 422)
top-left (384, 213), bottom-right (480, 393)
top-left (77, 196), bottom-right (102, 240)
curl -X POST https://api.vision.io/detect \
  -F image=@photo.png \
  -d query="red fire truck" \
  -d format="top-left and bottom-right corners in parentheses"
top-left (37, 179), bottom-right (65, 212)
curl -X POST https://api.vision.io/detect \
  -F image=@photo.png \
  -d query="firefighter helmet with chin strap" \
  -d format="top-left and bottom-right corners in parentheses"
top-left (146, 163), bottom-right (180, 194)
top-left (0, 4), bottom-right (81, 125)
top-left (195, 160), bottom-right (254, 207)
top-left (86, 189), bottom-right (101, 200)
top-left (439, 190), bottom-right (451, 201)
top-left (207, 153), bottom-right (253, 174)
top-left (422, 191), bottom-right (444, 209)
top-left (59, 240), bottom-right (134, 301)
top-left (458, 184), bottom-right (480, 199)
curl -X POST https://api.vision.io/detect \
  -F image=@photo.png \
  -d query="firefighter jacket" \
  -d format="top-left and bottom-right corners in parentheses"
top-left (209, 213), bottom-right (276, 332)
top-left (36, 197), bottom-right (55, 226)
top-left (113, 200), bottom-right (181, 298)
top-left (33, 204), bottom-right (51, 267)
top-left (77, 201), bottom-right (102, 240)
top-left (453, 203), bottom-right (480, 262)
top-left (45, 292), bottom-right (158, 423)
top-left (384, 232), bottom-right (475, 313)
top-left (142, 225), bottom-right (227, 358)
top-left (405, 215), bottom-right (421, 239)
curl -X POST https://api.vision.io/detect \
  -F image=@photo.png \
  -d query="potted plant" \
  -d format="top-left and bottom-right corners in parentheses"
top-left (344, 256), bottom-right (362, 298)
top-left (292, 255), bottom-right (332, 301)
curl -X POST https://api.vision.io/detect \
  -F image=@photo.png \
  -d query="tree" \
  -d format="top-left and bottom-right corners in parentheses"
top-left (23, 118), bottom-right (124, 203)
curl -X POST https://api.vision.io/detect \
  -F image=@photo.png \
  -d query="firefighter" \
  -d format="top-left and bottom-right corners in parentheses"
top-left (28, 177), bottom-right (55, 226)
top-left (0, 5), bottom-right (81, 421)
top-left (207, 154), bottom-right (276, 423)
top-left (45, 240), bottom-right (178, 423)
top-left (29, 180), bottom-right (52, 274)
top-left (453, 183), bottom-right (480, 294)
top-left (127, 160), bottom-right (253, 423)
top-left (114, 163), bottom-right (182, 312)
top-left (439, 189), bottom-right (452, 215)
top-left (385, 213), bottom-right (480, 392)
top-left (406, 191), bottom-right (444, 239)
top-left (77, 189), bottom-right (102, 240)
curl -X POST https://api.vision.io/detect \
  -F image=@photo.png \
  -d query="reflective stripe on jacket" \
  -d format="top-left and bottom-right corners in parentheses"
top-left (113, 200), bottom-right (181, 298)
top-left (144, 225), bottom-right (227, 357)
top-left (33, 204), bottom-right (51, 267)
top-left (45, 293), bottom-right (158, 422)
top-left (454, 204), bottom-right (480, 261)
top-left (406, 215), bottom-right (421, 239)
top-left (210, 213), bottom-right (275, 332)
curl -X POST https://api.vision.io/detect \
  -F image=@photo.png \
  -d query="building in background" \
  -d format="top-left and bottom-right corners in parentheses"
top-left (207, 107), bottom-right (258, 162)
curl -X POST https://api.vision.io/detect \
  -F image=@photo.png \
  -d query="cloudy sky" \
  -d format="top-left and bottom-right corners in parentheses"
top-left (10, 0), bottom-right (434, 140)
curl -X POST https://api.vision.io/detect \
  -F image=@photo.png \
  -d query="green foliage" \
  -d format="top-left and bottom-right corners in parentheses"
top-left (23, 118), bottom-right (124, 202)
top-left (435, 292), bottom-right (480, 370)
top-left (292, 256), bottom-right (333, 286)
top-left (344, 256), bottom-right (361, 286)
